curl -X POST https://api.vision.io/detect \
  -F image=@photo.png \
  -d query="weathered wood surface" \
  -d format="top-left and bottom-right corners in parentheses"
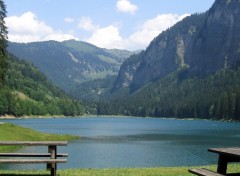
top-left (188, 168), bottom-right (226, 176)
top-left (208, 148), bottom-right (240, 158)
top-left (0, 159), bottom-right (67, 164)
top-left (0, 153), bottom-right (68, 157)
top-left (208, 148), bottom-right (240, 175)
top-left (190, 148), bottom-right (240, 176)
top-left (0, 141), bottom-right (68, 176)
top-left (0, 141), bottom-right (68, 146)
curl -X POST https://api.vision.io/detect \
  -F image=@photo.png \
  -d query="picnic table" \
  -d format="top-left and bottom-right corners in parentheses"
top-left (0, 141), bottom-right (68, 176)
top-left (208, 147), bottom-right (240, 175)
top-left (189, 147), bottom-right (240, 176)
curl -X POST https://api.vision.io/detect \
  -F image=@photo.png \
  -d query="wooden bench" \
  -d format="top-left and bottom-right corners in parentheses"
top-left (0, 141), bottom-right (68, 176)
top-left (189, 168), bottom-right (226, 176)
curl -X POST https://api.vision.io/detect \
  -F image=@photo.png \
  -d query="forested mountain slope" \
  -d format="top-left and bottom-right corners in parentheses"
top-left (0, 54), bottom-right (85, 117)
top-left (7, 40), bottom-right (134, 92)
top-left (98, 68), bottom-right (240, 120)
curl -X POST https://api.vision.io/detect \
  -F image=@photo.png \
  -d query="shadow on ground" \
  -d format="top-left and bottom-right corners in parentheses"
top-left (0, 175), bottom-right (49, 176)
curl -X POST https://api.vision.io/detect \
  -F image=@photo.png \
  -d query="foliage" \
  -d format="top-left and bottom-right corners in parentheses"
top-left (97, 67), bottom-right (240, 120)
top-left (0, 0), bottom-right (8, 87)
top-left (70, 75), bottom-right (117, 102)
top-left (0, 54), bottom-right (85, 117)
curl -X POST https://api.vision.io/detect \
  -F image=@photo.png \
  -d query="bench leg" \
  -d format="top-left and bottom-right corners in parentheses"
top-left (48, 145), bottom-right (57, 176)
top-left (217, 155), bottom-right (228, 174)
top-left (51, 167), bottom-right (56, 176)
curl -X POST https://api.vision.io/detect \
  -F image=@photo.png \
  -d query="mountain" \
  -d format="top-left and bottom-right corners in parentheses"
top-left (7, 40), bottom-right (134, 92)
top-left (97, 0), bottom-right (240, 120)
top-left (113, 0), bottom-right (240, 92)
top-left (0, 54), bottom-right (85, 117)
top-left (98, 68), bottom-right (240, 120)
top-left (70, 75), bottom-right (117, 102)
top-left (6, 0), bottom-right (240, 120)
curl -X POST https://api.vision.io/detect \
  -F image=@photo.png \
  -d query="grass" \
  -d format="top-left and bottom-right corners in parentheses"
top-left (0, 165), bottom-right (239, 176)
top-left (0, 164), bottom-right (239, 176)
top-left (0, 167), bottom-right (206, 176)
top-left (0, 122), bottom-right (78, 152)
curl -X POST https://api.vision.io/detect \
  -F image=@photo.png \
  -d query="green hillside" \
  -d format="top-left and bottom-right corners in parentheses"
top-left (0, 123), bottom-right (77, 152)
top-left (7, 40), bottom-right (135, 92)
top-left (98, 67), bottom-right (240, 120)
top-left (0, 54), bottom-right (85, 117)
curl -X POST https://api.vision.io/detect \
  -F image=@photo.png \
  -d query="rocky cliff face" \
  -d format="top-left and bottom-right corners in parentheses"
top-left (112, 53), bottom-right (142, 90)
top-left (113, 0), bottom-right (240, 92)
top-left (188, 0), bottom-right (240, 75)
top-left (129, 14), bottom-right (206, 91)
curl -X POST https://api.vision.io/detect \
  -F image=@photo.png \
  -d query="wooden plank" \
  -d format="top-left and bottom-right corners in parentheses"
top-left (0, 159), bottom-right (67, 164)
top-left (188, 168), bottom-right (226, 176)
top-left (0, 153), bottom-right (68, 157)
top-left (48, 145), bottom-right (57, 173)
top-left (0, 141), bottom-right (68, 146)
top-left (208, 148), bottom-right (240, 158)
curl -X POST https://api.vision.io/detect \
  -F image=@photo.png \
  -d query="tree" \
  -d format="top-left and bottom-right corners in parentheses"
top-left (0, 0), bottom-right (7, 87)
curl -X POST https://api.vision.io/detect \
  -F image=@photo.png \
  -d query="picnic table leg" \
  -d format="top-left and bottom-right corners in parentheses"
top-left (48, 145), bottom-right (57, 176)
top-left (217, 155), bottom-right (228, 174)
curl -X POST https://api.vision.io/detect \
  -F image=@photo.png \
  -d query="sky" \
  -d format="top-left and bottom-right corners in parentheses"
top-left (5, 0), bottom-right (215, 51)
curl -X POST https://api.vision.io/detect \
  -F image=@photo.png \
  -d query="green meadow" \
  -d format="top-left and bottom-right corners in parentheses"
top-left (0, 165), bottom-right (239, 176)
top-left (0, 122), bottom-right (78, 152)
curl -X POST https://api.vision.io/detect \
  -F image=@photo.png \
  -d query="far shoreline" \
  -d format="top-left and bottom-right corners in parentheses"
top-left (0, 114), bottom-right (238, 123)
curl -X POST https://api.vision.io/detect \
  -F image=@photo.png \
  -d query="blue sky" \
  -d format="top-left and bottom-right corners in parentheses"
top-left (5, 0), bottom-right (215, 50)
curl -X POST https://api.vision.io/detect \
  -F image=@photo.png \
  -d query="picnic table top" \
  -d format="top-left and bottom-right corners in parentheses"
top-left (208, 147), bottom-right (240, 158)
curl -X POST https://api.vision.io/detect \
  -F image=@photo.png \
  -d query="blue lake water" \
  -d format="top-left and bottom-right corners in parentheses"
top-left (1, 117), bottom-right (240, 169)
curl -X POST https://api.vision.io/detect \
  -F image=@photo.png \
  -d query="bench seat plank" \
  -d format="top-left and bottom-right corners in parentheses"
top-left (0, 141), bottom-right (68, 146)
top-left (189, 168), bottom-right (226, 176)
top-left (0, 153), bottom-right (68, 157)
top-left (0, 159), bottom-right (67, 164)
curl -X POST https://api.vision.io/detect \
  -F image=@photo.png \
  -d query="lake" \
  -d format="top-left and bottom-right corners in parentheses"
top-left (2, 117), bottom-right (240, 170)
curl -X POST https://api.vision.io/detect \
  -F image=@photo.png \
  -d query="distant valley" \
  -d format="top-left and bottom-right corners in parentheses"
top-left (7, 40), bottom-right (137, 93)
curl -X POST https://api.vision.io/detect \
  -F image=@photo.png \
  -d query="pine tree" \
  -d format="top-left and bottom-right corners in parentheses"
top-left (0, 0), bottom-right (8, 87)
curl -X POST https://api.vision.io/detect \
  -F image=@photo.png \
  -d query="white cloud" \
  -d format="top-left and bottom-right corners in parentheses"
top-left (127, 13), bottom-right (190, 50)
top-left (6, 11), bottom-right (77, 43)
top-left (87, 25), bottom-right (124, 49)
top-left (6, 11), bottom-right (190, 50)
top-left (64, 17), bottom-right (74, 23)
top-left (78, 17), bottom-right (99, 32)
top-left (6, 12), bottom-right (52, 36)
top-left (84, 13), bottom-right (189, 50)
top-left (116, 0), bottom-right (138, 15)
